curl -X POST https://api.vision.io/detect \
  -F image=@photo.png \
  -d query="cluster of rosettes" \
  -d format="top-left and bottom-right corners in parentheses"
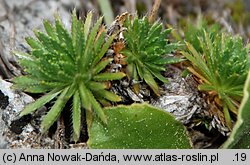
top-left (13, 11), bottom-right (179, 141)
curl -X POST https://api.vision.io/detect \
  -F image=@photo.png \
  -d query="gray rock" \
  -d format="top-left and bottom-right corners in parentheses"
top-left (153, 69), bottom-right (230, 137)
top-left (0, 79), bottom-right (34, 126)
top-left (152, 74), bottom-right (209, 124)
top-left (0, 91), bottom-right (8, 149)
top-left (0, 78), bottom-right (34, 148)
top-left (0, 78), bottom-right (56, 148)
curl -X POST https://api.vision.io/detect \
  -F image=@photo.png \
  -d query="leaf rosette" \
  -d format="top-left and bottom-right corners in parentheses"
top-left (13, 11), bottom-right (125, 141)
top-left (122, 15), bottom-right (182, 95)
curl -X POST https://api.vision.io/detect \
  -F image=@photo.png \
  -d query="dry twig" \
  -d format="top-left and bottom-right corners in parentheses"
top-left (148, 0), bottom-right (161, 23)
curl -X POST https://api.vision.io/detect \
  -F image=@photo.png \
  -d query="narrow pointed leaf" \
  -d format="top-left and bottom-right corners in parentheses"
top-left (94, 32), bottom-right (105, 54)
top-left (93, 72), bottom-right (126, 81)
top-left (73, 91), bottom-right (81, 142)
top-left (181, 50), bottom-right (212, 82)
top-left (20, 88), bottom-right (62, 116)
top-left (89, 91), bottom-right (107, 124)
top-left (93, 35), bottom-right (114, 65)
top-left (149, 69), bottom-right (168, 83)
top-left (82, 17), bottom-right (103, 70)
top-left (154, 56), bottom-right (185, 65)
top-left (94, 90), bottom-right (122, 102)
top-left (55, 17), bottom-right (74, 56)
top-left (41, 87), bottom-right (73, 132)
top-left (79, 83), bottom-right (91, 110)
top-left (84, 12), bottom-right (93, 41)
top-left (143, 69), bottom-right (160, 96)
top-left (25, 37), bottom-right (43, 50)
top-left (93, 58), bottom-right (113, 75)
top-left (43, 20), bottom-right (56, 39)
top-left (14, 51), bottom-right (34, 60)
top-left (87, 81), bottom-right (108, 91)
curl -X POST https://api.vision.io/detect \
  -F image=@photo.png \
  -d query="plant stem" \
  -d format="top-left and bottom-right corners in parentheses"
top-left (97, 0), bottom-right (114, 25)
top-left (148, 0), bottom-right (161, 23)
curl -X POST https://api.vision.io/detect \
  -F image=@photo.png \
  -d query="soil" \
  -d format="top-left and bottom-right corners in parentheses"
top-left (0, 0), bottom-right (249, 149)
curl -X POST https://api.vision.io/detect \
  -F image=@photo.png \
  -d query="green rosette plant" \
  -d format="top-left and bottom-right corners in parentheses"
top-left (122, 15), bottom-right (182, 96)
top-left (182, 31), bottom-right (250, 128)
top-left (13, 11), bottom-right (125, 141)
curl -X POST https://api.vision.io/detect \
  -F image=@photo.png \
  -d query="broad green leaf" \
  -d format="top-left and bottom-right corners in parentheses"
top-left (222, 70), bottom-right (250, 148)
top-left (88, 103), bottom-right (192, 149)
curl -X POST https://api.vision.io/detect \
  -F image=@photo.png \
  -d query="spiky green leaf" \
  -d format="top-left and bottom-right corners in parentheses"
top-left (94, 89), bottom-right (122, 102)
top-left (93, 72), bottom-right (126, 81)
top-left (93, 58), bottom-right (113, 75)
top-left (20, 88), bottom-right (62, 116)
top-left (41, 87), bottom-right (73, 132)
top-left (123, 15), bottom-right (180, 95)
top-left (73, 91), bottom-right (81, 142)
top-left (14, 11), bottom-right (124, 141)
top-left (182, 29), bottom-right (249, 128)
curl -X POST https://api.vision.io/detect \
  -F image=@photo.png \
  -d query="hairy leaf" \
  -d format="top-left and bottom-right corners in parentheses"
top-left (88, 103), bottom-right (192, 149)
top-left (222, 71), bottom-right (250, 148)
top-left (14, 11), bottom-right (124, 141)
top-left (73, 91), bottom-right (81, 142)
top-left (182, 30), bottom-right (249, 128)
top-left (122, 15), bottom-right (181, 95)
